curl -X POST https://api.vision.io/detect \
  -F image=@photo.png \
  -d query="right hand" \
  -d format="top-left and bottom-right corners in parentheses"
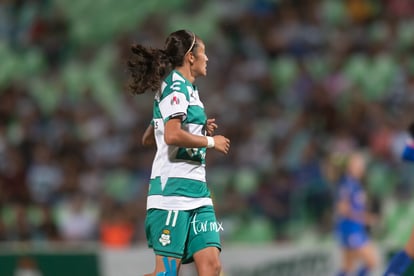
top-left (212, 135), bottom-right (230, 154)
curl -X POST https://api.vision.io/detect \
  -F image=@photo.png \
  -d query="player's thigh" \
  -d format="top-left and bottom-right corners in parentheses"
top-left (356, 241), bottom-right (379, 269)
top-left (154, 255), bottom-right (181, 275)
top-left (340, 248), bottom-right (357, 272)
top-left (146, 209), bottom-right (191, 259)
top-left (193, 247), bottom-right (221, 275)
top-left (143, 251), bottom-right (183, 275)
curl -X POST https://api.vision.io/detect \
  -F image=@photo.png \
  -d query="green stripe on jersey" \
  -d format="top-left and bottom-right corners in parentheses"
top-left (153, 101), bottom-right (162, 119)
top-left (160, 78), bottom-right (189, 101)
top-left (184, 105), bottom-right (206, 125)
top-left (148, 177), bottom-right (162, 195)
top-left (148, 177), bottom-right (210, 198)
top-left (164, 177), bottom-right (210, 198)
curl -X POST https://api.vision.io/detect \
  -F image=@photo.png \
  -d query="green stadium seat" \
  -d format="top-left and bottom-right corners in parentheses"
top-left (233, 168), bottom-right (259, 196)
top-left (229, 216), bottom-right (275, 243)
top-left (103, 169), bottom-right (137, 203)
top-left (320, 0), bottom-right (348, 26)
top-left (270, 56), bottom-right (298, 91)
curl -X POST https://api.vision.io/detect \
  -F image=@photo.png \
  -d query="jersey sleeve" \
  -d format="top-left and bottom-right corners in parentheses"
top-left (159, 81), bottom-right (190, 122)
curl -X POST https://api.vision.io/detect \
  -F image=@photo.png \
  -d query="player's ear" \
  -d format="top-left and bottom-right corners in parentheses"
top-left (187, 52), bottom-right (195, 65)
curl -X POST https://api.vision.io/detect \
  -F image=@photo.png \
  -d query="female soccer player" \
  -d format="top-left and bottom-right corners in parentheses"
top-left (127, 30), bottom-right (230, 276)
top-left (335, 151), bottom-right (379, 276)
top-left (383, 123), bottom-right (414, 276)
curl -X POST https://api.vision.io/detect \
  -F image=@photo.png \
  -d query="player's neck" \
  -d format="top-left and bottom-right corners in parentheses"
top-left (176, 65), bottom-right (195, 83)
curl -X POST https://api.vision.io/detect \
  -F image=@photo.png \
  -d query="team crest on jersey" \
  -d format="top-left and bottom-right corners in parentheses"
top-left (185, 148), bottom-right (206, 160)
top-left (170, 95), bottom-right (180, 105)
top-left (186, 148), bottom-right (200, 157)
top-left (159, 229), bottom-right (171, 246)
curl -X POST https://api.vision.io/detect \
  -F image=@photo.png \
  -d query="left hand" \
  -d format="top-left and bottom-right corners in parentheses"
top-left (206, 118), bottom-right (218, 136)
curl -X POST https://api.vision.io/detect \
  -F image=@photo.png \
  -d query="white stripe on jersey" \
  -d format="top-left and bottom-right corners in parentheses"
top-left (146, 195), bottom-right (212, 210)
top-left (160, 162), bottom-right (206, 188)
top-left (182, 123), bottom-right (205, 136)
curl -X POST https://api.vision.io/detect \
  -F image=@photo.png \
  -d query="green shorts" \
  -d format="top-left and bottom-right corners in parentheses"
top-left (145, 205), bottom-right (222, 264)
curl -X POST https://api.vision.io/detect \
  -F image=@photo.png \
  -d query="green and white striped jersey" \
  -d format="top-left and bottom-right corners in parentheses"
top-left (146, 70), bottom-right (212, 210)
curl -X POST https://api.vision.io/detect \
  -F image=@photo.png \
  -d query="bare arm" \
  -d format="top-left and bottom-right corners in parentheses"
top-left (164, 118), bottom-right (230, 154)
top-left (142, 124), bottom-right (155, 147)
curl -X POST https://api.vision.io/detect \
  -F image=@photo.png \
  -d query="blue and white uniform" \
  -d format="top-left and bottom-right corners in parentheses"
top-left (335, 175), bottom-right (369, 249)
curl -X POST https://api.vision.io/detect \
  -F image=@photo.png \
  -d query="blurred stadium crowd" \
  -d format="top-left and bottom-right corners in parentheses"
top-left (1, 0), bottom-right (414, 248)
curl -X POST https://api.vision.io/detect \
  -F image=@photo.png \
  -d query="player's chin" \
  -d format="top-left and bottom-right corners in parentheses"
top-left (196, 68), bottom-right (207, 77)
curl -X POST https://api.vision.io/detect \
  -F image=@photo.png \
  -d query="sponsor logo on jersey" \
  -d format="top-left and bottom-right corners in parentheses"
top-left (171, 95), bottom-right (180, 105)
top-left (191, 214), bottom-right (224, 235)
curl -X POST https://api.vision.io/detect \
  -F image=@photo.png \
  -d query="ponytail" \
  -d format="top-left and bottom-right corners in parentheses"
top-left (127, 44), bottom-right (172, 95)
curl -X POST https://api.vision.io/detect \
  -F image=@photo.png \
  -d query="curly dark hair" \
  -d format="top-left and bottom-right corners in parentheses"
top-left (127, 29), bottom-right (199, 95)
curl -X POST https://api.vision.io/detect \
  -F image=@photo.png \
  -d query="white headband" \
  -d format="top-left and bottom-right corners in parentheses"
top-left (185, 33), bottom-right (196, 56)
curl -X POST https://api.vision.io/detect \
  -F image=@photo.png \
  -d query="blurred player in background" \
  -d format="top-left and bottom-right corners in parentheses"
top-left (127, 29), bottom-right (230, 276)
top-left (383, 123), bottom-right (414, 276)
top-left (335, 151), bottom-right (379, 276)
